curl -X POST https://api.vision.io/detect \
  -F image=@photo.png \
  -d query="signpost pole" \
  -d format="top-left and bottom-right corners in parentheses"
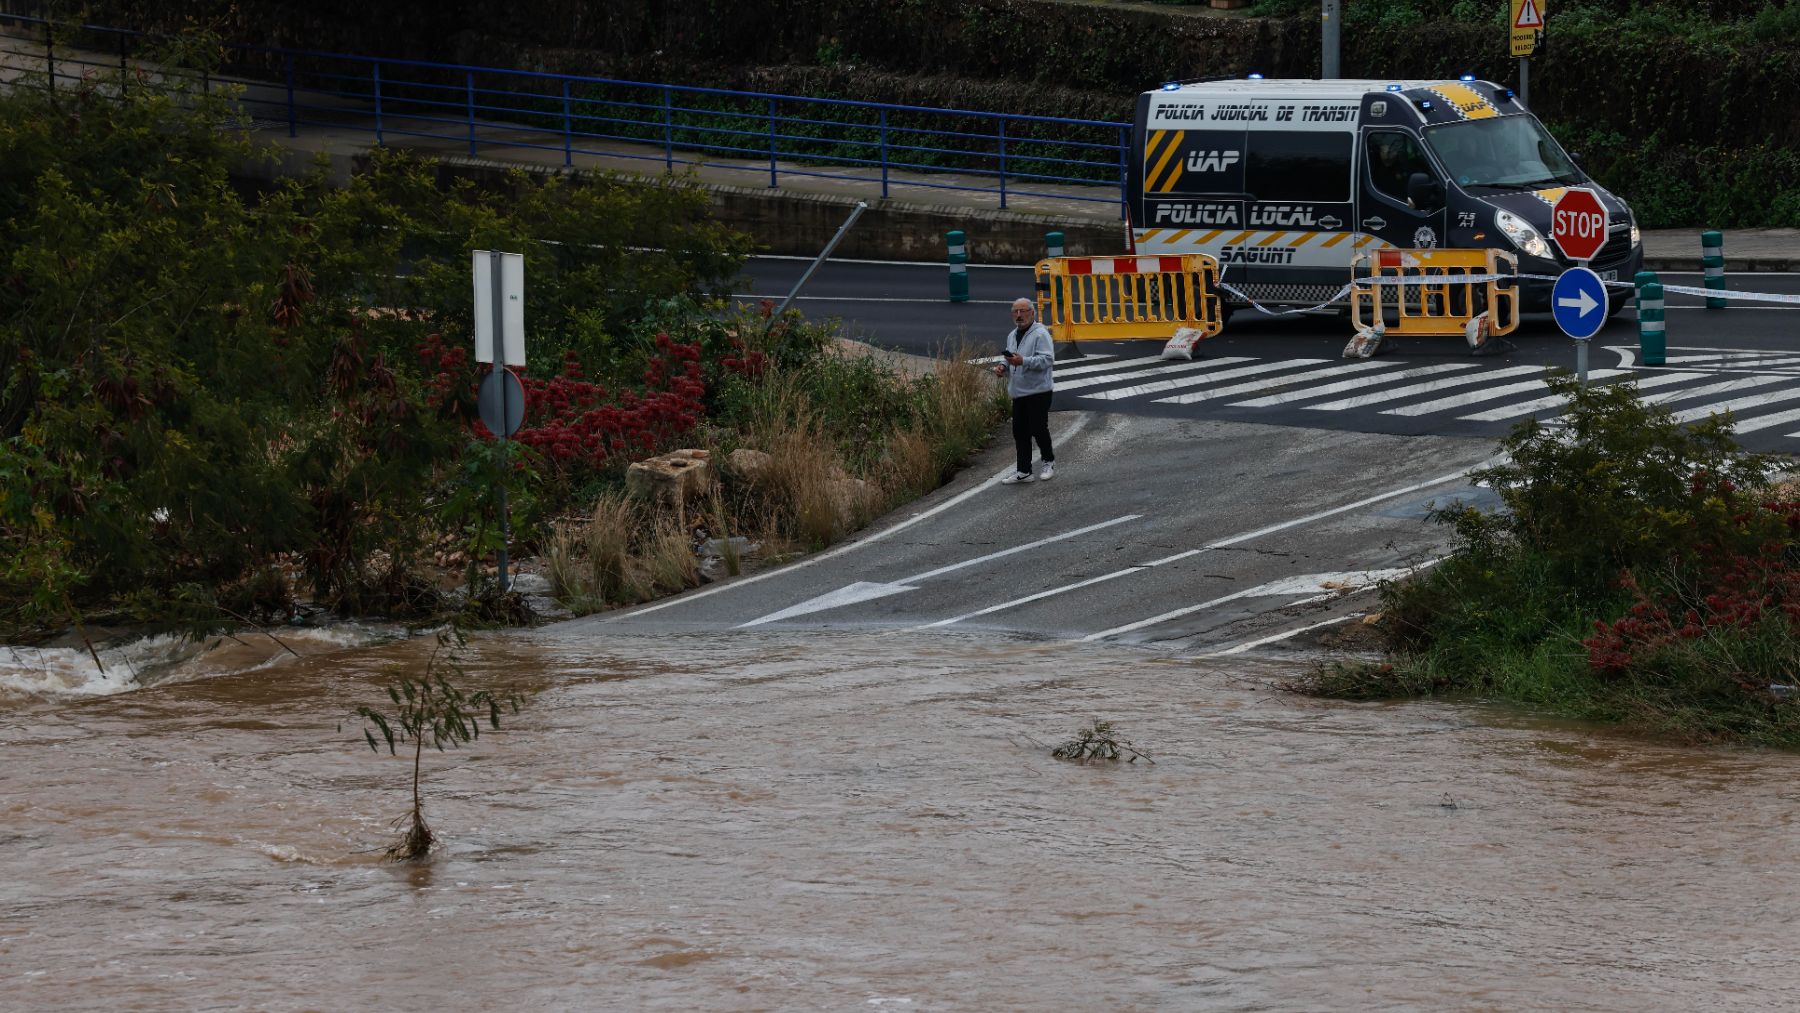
top-left (488, 251), bottom-right (511, 594)
top-left (1321, 0), bottom-right (1340, 79)
top-left (1519, 56), bottom-right (1529, 108)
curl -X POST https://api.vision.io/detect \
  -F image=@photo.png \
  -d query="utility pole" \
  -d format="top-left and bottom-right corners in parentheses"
top-left (1321, 0), bottom-right (1341, 79)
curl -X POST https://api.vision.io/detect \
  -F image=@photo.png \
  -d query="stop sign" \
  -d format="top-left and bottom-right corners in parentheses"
top-left (1551, 188), bottom-right (1610, 262)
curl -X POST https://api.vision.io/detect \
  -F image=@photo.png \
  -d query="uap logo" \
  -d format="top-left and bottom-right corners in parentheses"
top-left (1185, 149), bottom-right (1240, 173)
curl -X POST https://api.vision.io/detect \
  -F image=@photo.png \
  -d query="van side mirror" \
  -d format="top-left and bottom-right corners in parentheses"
top-left (1569, 150), bottom-right (1584, 167)
top-left (1407, 172), bottom-right (1445, 210)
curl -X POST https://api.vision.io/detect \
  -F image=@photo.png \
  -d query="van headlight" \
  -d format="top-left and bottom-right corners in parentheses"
top-left (1630, 222), bottom-right (1641, 246)
top-left (1495, 209), bottom-right (1551, 259)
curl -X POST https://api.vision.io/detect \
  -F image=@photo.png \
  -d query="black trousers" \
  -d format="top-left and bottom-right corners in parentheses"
top-left (1011, 390), bottom-right (1054, 475)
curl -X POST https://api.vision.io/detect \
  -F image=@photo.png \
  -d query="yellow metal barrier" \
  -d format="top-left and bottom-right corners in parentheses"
top-left (1034, 254), bottom-right (1224, 343)
top-left (1350, 248), bottom-right (1518, 337)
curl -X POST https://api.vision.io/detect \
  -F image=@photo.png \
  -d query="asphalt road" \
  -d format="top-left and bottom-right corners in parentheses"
top-left (560, 412), bottom-right (1501, 653)
top-left (733, 256), bottom-right (1800, 452)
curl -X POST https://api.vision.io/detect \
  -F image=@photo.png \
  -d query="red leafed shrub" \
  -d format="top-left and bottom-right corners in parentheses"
top-left (414, 331), bottom-right (746, 478)
top-left (1583, 500), bottom-right (1800, 692)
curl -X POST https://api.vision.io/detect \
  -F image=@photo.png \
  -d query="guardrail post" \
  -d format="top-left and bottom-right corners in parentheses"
top-left (1635, 271), bottom-right (1665, 366)
top-left (662, 85), bottom-right (674, 171)
top-left (465, 71), bottom-right (476, 156)
top-left (1701, 230), bottom-right (1727, 309)
top-left (946, 230), bottom-right (969, 303)
top-left (1118, 125), bottom-right (1129, 220)
top-left (284, 53), bottom-right (296, 137)
top-left (561, 80), bottom-right (572, 167)
top-left (878, 108), bottom-right (889, 199)
top-left (373, 63), bottom-right (383, 145)
top-left (997, 118), bottom-right (1008, 210)
top-left (767, 98), bottom-right (778, 188)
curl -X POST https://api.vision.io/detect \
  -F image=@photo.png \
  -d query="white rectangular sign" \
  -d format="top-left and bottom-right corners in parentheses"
top-left (472, 250), bottom-right (525, 366)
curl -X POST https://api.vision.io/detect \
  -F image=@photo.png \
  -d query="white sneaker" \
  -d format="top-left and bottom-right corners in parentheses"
top-left (1037, 463), bottom-right (1055, 481)
top-left (1000, 471), bottom-right (1035, 485)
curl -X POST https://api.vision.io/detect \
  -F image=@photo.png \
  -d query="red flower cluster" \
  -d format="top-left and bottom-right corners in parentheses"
top-left (414, 331), bottom-right (713, 474)
top-left (1584, 500), bottom-right (1800, 684)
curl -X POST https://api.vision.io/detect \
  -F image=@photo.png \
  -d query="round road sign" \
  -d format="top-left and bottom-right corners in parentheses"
top-left (1551, 188), bottom-right (1609, 262)
top-left (1551, 266), bottom-right (1609, 341)
top-left (478, 366), bottom-right (525, 437)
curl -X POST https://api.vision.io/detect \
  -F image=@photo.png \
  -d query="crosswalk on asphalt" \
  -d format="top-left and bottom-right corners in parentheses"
top-left (1029, 349), bottom-right (1800, 439)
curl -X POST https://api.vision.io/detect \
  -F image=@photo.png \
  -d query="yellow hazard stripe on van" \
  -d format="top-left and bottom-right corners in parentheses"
top-left (1427, 82), bottom-right (1498, 120)
top-left (1144, 130), bottom-right (1186, 193)
top-left (1132, 229), bottom-right (1390, 252)
top-left (1532, 187), bottom-right (1569, 207)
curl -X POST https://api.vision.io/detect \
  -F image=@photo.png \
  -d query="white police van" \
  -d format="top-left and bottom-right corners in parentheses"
top-left (1128, 77), bottom-right (1643, 317)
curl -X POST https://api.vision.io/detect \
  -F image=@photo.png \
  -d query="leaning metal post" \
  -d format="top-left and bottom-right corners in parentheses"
top-left (769, 201), bottom-right (868, 326)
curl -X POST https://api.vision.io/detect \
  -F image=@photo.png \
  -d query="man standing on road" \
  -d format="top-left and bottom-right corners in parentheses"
top-left (993, 297), bottom-right (1056, 485)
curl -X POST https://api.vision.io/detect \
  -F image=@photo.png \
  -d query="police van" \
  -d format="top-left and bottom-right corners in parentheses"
top-left (1128, 77), bottom-right (1643, 317)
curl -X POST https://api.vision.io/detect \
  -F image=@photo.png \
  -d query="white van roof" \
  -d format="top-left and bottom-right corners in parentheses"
top-left (1150, 79), bottom-right (1455, 99)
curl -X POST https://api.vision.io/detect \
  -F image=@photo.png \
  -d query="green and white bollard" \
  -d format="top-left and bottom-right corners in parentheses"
top-left (1045, 231), bottom-right (1064, 259)
top-left (1635, 271), bottom-right (1665, 366)
top-left (946, 230), bottom-right (969, 303)
top-left (1701, 229), bottom-right (1727, 309)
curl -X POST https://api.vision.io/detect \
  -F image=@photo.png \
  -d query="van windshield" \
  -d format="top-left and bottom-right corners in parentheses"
top-left (1424, 116), bottom-right (1583, 190)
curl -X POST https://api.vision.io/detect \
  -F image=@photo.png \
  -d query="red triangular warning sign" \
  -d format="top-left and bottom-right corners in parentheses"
top-left (1515, 0), bottom-right (1544, 29)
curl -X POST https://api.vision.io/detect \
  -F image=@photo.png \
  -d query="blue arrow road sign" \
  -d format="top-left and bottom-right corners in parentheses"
top-left (1552, 266), bottom-right (1609, 340)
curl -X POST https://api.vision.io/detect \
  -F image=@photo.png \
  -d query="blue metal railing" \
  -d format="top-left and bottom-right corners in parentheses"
top-left (0, 14), bottom-right (1132, 217)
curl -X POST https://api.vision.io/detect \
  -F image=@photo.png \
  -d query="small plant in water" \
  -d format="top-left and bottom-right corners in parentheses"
top-left (352, 633), bottom-right (522, 860)
top-left (1052, 718), bottom-right (1153, 765)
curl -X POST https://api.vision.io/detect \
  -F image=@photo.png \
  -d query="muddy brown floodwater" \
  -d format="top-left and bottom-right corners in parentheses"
top-left (3, 627), bottom-right (1799, 1010)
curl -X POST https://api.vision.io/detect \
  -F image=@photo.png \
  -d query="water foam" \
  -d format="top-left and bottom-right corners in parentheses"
top-left (0, 624), bottom-right (397, 698)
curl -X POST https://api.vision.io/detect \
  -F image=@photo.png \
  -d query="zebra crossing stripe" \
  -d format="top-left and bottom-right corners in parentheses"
top-left (1641, 373), bottom-right (1790, 406)
top-left (1053, 354), bottom-right (1168, 378)
top-left (1055, 356), bottom-right (1256, 392)
top-left (1304, 365), bottom-right (1545, 412)
top-left (1459, 371), bottom-right (1707, 422)
top-left (1384, 370), bottom-right (1628, 416)
top-left (1079, 358), bottom-right (1330, 401)
top-left (1668, 385), bottom-right (1800, 425)
top-left (1153, 359), bottom-right (1408, 405)
top-left (1231, 363), bottom-right (1483, 408)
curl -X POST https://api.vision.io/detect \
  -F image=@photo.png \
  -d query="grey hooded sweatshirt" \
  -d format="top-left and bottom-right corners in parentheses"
top-left (1002, 321), bottom-right (1055, 398)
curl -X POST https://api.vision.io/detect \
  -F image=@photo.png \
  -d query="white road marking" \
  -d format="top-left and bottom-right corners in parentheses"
top-left (1669, 386), bottom-right (1800, 424)
top-left (1383, 370), bottom-right (1629, 416)
top-left (1304, 365), bottom-right (1544, 411)
top-left (1230, 363), bottom-right (1482, 408)
top-left (612, 412), bottom-right (1095, 618)
top-left (912, 566), bottom-right (1147, 630)
top-left (1079, 358), bottom-right (1329, 401)
top-left (1459, 371), bottom-right (1705, 421)
top-left (1053, 355), bottom-right (1171, 378)
top-left (1053, 356), bottom-right (1255, 392)
top-left (1730, 402), bottom-right (1800, 434)
top-left (1640, 374), bottom-right (1790, 405)
top-left (1199, 610), bottom-right (1366, 657)
top-left (738, 512), bottom-right (1141, 627)
top-left (1153, 359), bottom-right (1406, 405)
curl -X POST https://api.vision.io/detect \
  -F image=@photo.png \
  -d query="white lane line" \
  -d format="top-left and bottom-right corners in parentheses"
top-left (1304, 365), bottom-right (1544, 411)
top-left (1384, 369), bottom-right (1629, 416)
top-left (1664, 352), bottom-right (1800, 366)
top-left (1230, 363), bottom-right (1481, 408)
top-left (1197, 609), bottom-right (1365, 657)
top-left (1080, 358), bottom-right (1330, 401)
top-left (1053, 356), bottom-right (1256, 392)
top-left (902, 514), bottom-right (1141, 584)
top-left (911, 566), bottom-right (1147, 630)
top-left (739, 512), bottom-right (1141, 627)
top-left (1729, 402), bottom-right (1800, 434)
top-left (612, 412), bottom-right (1095, 618)
top-left (1053, 354), bottom-right (1172, 378)
top-left (1072, 466), bottom-right (1491, 642)
top-left (1669, 385), bottom-right (1800, 424)
top-left (1153, 358), bottom-right (1407, 405)
top-left (1459, 371), bottom-right (1705, 421)
top-left (1640, 373), bottom-right (1790, 405)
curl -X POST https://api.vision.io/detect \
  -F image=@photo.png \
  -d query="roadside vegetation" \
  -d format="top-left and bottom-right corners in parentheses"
top-left (0, 44), bottom-right (1008, 641)
top-left (1294, 375), bottom-right (1800, 748)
